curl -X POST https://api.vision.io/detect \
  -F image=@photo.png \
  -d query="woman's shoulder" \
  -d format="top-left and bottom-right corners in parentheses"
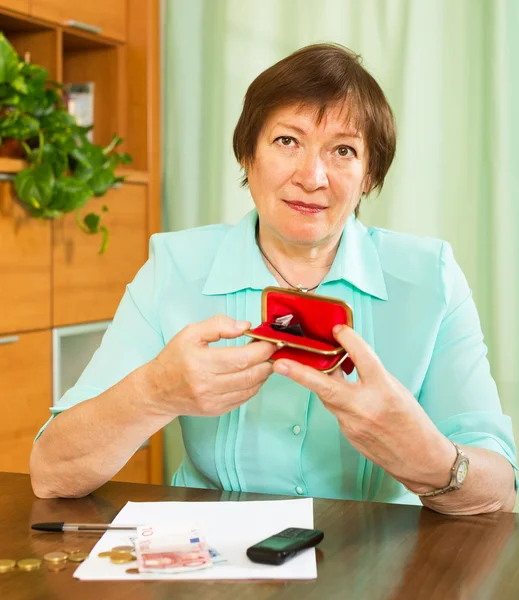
top-left (365, 225), bottom-right (458, 293)
top-left (367, 225), bottom-right (445, 257)
top-left (144, 223), bottom-right (235, 283)
top-left (149, 223), bottom-right (233, 260)
top-left (151, 223), bottom-right (231, 249)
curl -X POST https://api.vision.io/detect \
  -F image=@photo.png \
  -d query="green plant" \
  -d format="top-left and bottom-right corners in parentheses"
top-left (0, 32), bottom-right (131, 253)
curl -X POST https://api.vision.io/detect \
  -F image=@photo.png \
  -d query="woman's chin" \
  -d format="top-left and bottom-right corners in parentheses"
top-left (275, 226), bottom-right (329, 247)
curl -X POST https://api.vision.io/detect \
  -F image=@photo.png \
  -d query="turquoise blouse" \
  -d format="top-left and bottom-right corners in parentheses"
top-left (39, 210), bottom-right (517, 505)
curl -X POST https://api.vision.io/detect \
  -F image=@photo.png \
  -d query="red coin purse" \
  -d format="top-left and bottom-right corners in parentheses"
top-left (244, 286), bottom-right (355, 374)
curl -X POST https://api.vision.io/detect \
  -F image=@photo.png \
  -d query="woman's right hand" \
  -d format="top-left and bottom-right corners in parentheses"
top-left (144, 315), bottom-right (276, 418)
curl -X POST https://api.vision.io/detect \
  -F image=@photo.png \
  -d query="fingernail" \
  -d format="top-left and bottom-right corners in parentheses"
top-left (235, 320), bottom-right (250, 330)
top-left (275, 361), bottom-right (289, 374)
top-left (333, 324), bottom-right (346, 334)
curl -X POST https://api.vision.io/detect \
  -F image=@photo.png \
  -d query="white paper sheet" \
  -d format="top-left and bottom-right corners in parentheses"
top-left (74, 498), bottom-right (317, 580)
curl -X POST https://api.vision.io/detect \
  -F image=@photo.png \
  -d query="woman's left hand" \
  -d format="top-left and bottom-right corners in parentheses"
top-left (272, 324), bottom-right (456, 493)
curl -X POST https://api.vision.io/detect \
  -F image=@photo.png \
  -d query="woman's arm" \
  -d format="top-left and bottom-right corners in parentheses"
top-left (30, 364), bottom-right (171, 499)
top-left (273, 324), bottom-right (516, 515)
top-left (30, 316), bottom-right (275, 498)
top-left (404, 445), bottom-right (516, 515)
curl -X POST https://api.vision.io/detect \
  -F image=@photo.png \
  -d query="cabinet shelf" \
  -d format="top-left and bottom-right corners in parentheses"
top-left (0, 9), bottom-right (49, 33)
top-left (0, 158), bottom-right (148, 184)
top-left (0, 158), bottom-right (26, 173)
top-left (62, 28), bottom-right (119, 51)
top-left (1, 3), bottom-right (126, 44)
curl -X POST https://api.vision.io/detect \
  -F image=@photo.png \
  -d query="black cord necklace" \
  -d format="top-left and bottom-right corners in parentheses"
top-left (256, 227), bottom-right (321, 293)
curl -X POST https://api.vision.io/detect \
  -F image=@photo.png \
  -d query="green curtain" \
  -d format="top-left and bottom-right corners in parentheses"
top-left (162, 0), bottom-right (519, 505)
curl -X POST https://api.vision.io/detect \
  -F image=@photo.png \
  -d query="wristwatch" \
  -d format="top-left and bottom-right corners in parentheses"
top-left (418, 443), bottom-right (470, 498)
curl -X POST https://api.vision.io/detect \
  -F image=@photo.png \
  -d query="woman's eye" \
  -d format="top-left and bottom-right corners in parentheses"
top-left (337, 146), bottom-right (356, 158)
top-left (276, 136), bottom-right (295, 146)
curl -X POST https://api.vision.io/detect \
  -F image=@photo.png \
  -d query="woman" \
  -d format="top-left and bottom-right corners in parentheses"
top-left (31, 44), bottom-right (517, 515)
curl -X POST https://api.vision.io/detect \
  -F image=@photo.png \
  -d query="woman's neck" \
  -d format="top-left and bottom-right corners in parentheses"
top-left (256, 222), bottom-right (341, 291)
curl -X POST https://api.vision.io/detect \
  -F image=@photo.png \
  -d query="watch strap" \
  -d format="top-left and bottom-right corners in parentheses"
top-left (417, 443), bottom-right (468, 498)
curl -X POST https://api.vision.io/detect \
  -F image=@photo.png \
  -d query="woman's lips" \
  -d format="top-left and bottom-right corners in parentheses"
top-left (283, 200), bottom-right (326, 214)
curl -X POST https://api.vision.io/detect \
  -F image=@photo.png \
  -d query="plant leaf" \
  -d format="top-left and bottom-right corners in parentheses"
top-left (11, 75), bottom-right (28, 94)
top-left (83, 212), bottom-right (100, 233)
top-left (14, 163), bottom-right (55, 210)
top-left (0, 113), bottom-right (40, 141)
top-left (119, 152), bottom-right (133, 165)
top-left (53, 177), bottom-right (93, 213)
top-left (0, 33), bottom-right (20, 85)
top-left (40, 144), bottom-right (68, 177)
top-left (89, 168), bottom-right (115, 196)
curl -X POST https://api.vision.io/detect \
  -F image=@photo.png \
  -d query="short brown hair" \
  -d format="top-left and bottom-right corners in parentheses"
top-left (233, 43), bottom-right (396, 215)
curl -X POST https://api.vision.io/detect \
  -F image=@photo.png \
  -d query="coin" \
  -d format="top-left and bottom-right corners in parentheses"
top-left (43, 552), bottom-right (68, 564)
top-left (110, 551), bottom-right (133, 559)
top-left (0, 559), bottom-right (16, 573)
top-left (18, 558), bottom-right (42, 571)
top-left (126, 568), bottom-right (140, 574)
top-left (110, 553), bottom-right (136, 564)
top-left (47, 563), bottom-right (67, 573)
top-left (67, 552), bottom-right (89, 563)
top-left (99, 550), bottom-right (135, 560)
top-left (111, 546), bottom-right (134, 552)
top-left (63, 548), bottom-right (81, 555)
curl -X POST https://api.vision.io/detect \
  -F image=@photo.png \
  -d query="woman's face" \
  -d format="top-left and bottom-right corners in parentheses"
top-left (247, 103), bottom-right (369, 248)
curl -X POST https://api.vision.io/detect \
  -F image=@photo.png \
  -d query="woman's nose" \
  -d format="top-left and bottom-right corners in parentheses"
top-left (292, 154), bottom-right (329, 191)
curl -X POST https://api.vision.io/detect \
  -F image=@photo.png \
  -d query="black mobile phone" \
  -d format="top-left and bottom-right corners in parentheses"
top-left (246, 527), bottom-right (324, 565)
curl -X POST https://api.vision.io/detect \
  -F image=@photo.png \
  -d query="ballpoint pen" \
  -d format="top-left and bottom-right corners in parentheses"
top-left (31, 522), bottom-right (139, 532)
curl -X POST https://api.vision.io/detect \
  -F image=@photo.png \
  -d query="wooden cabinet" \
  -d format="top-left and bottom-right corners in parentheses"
top-left (2, 0), bottom-right (28, 14)
top-left (31, 0), bottom-right (127, 42)
top-left (0, 181), bottom-right (51, 335)
top-left (0, 330), bottom-right (52, 473)
top-left (0, 0), bottom-right (162, 485)
top-left (52, 183), bottom-right (148, 326)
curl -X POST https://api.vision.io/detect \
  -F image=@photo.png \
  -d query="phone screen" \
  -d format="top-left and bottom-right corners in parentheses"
top-left (253, 536), bottom-right (296, 551)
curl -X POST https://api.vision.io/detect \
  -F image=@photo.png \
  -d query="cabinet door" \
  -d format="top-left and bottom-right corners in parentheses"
top-left (0, 330), bottom-right (52, 474)
top-left (52, 183), bottom-right (147, 327)
top-left (2, 0), bottom-right (29, 14)
top-left (31, 0), bottom-right (127, 42)
top-left (0, 181), bottom-right (51, 335)
top-left (112, 447), bottom-right (149, 484)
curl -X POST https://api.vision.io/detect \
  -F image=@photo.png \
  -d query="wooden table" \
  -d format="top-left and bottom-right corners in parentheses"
top-left (0, 472), bottom-right (518, 599)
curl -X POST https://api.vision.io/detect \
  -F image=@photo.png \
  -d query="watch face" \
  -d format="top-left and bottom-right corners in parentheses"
top-left (456, 460), bottom-right (469, 484)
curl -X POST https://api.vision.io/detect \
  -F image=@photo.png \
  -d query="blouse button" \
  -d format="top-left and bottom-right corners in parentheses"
top-left (292, 425), bottom-right (301, 435)
top-left (295, 486), bottom-right (304, 495)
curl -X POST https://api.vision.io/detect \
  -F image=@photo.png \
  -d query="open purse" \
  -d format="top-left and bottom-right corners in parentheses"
top-left (243, 287), bottom-right (355, 374)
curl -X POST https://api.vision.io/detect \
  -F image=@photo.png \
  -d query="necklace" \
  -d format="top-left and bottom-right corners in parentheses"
top-left (256, 232), bottom-right (321, 293)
